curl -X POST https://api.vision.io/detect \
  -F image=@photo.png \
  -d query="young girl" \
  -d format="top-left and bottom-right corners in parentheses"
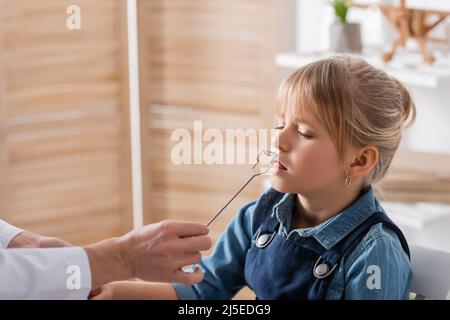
top-left (92, 56), bottom-right (415, 300)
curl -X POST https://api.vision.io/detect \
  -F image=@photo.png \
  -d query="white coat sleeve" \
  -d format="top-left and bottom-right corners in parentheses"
top-left (0, 218), bottom-right (24, 248)
top-left (0, 247), bottom-right (92, 299)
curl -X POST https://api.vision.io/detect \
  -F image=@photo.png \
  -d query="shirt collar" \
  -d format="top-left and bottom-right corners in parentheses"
top-left (271, 186), bottom-right (381, 250)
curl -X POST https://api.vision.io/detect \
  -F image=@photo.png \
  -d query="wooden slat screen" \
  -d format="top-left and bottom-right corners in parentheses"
top-left (0, 0), bottom-right (133, 245)
top-left (377, 150), bottom-right (450, 204)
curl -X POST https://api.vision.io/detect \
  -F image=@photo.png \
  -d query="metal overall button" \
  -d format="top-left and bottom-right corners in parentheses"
top-left (256, 232), bottom-right (276, 248)
top-left (313, 256), bottom-right (338, 279)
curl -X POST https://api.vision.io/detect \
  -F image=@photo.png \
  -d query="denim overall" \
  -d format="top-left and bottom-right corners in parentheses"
top-left (244, 209), bottom-right (410, 300)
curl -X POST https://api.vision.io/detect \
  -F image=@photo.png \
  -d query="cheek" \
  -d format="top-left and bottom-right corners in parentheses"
top-left (292, 141), bottom-right (341, 182)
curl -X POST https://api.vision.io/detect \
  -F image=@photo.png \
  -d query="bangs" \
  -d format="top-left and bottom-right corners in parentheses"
top-left (276, 68), bottom-right (325, 128)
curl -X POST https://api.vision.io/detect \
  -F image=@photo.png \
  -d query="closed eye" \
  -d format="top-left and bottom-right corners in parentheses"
top-left (298, 131), bottom-right (313, 139)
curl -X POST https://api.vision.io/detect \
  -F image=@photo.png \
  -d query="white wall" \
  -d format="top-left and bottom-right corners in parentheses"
top-left (402, 85), bottom-right (450, 155)
top-left (296, 0), bottom-right (334, 52)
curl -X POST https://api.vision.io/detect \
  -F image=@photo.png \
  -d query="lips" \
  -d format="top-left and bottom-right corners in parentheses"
top-left (271, 160), bottom-right (287, 170)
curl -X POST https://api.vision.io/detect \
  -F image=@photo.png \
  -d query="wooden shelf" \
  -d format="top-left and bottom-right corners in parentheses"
top-left (275, 51), bottom-right (450, 88)
top-left (354, 0), bottom-right (450, 12)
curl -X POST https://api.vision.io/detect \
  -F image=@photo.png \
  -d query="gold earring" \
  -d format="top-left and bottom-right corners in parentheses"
top-left (344, 176), bottom-right (352, 189)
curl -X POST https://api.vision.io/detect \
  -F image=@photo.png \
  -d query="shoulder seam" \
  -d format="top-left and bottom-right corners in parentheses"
top-left (345, 229), bottom-right (404, 271)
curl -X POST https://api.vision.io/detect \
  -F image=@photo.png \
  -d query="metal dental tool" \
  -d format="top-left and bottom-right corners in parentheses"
top-left (205, 150), bottom-right (277, 227)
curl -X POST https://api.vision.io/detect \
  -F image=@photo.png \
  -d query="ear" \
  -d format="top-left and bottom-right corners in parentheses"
top-left (346, 146), bottom-right (379, 178)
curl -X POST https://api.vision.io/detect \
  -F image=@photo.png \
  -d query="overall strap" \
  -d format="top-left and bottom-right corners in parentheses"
top-left (258, 213), bottom-right (280, 235)
top-left (251, 189), bottom-right (286, 235)
top-left (322, 211), bottom-right (410, 266)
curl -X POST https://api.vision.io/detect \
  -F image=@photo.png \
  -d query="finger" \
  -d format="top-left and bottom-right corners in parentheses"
top-left (89, 292), bottom-right (109, 300)
top-left (172, 235), bottom-right (212, 253)
top-left (172, 267), bottom-right (204, 285)
top-left (169, 221), bottom-right (209, 237)
top-left (88, 288), bottom-right (106, 300)
top-left (174, 252), bottom-right (202, 268)
top-left (88, 288), bottom-right (102, 297)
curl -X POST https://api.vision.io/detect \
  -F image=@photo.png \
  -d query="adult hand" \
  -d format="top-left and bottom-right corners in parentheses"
top-left (84, 220), bottom-right (212, 290)
top-left (123, 220), bottom-right (211, 284)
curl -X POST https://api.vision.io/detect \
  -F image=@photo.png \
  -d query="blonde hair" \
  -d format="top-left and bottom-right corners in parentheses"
top-left (277, 55), bottom-right (416, 184)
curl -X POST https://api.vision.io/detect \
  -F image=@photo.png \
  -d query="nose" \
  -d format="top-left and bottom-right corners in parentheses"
top-left (271, 127), bottom-right (290, 153)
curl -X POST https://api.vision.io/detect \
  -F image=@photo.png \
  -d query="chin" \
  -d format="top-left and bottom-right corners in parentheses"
top-left (268, 176), bottom-right (294, 193)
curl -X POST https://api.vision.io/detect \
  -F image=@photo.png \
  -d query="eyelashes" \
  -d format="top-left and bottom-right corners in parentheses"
top-left (298, 132), bottom-right (313, 139)
top-left (273, 126), bottom-right (313, 139)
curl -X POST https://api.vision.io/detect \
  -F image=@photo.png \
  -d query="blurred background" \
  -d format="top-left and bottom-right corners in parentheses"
top-left (0, 0), bottom-right (449, 299)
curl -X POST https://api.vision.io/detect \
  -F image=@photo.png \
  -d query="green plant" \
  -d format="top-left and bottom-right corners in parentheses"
top-left (331, 0), bottom-right (349, 24)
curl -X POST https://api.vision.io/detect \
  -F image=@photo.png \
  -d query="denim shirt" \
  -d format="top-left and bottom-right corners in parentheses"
top-left (173, 186), bottom-right (413, 300)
